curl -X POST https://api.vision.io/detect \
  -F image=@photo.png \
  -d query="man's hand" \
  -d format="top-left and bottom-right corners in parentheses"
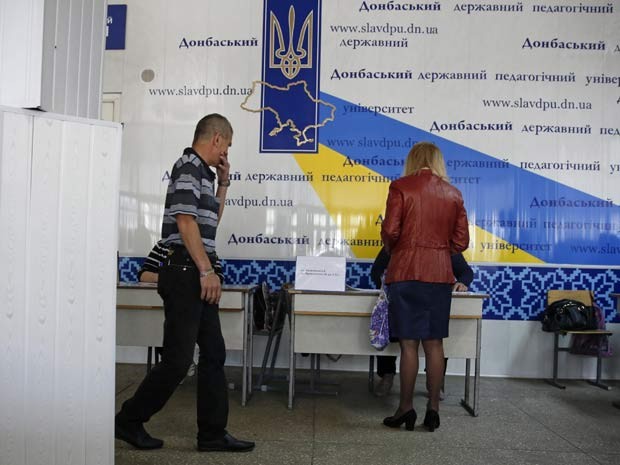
top-left (452, 282), bottom-right (468, 292)
top-left (201, 273), bottom-right (222, 304)
top-left (216, 155), bottom-right (230, 182)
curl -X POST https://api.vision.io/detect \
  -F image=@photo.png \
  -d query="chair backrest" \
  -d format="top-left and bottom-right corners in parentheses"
top-left (547, 289), bottom-right (594, 306)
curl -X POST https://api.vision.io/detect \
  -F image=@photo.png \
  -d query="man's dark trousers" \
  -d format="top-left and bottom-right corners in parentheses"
top-left (118, 249), bottom-right (228, 440)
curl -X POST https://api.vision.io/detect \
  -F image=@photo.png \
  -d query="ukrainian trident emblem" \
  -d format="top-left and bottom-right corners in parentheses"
top-left (269, 5), bottom-right (313, 80)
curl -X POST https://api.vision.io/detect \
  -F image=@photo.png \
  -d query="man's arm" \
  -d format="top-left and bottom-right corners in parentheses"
top-left (176, 214), bottom-right (221, 304)
top-left (370, 247), bottom-right (390, 289)
top-left (451, 253), bottom-right (474, 291)
top-left (216, 184), bottom-right (228, 220)
top-left (215, 154), bottom-right (230, 221)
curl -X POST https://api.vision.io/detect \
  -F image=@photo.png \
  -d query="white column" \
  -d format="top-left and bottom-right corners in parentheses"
top-left (0, 106), bottom-right (121, 465)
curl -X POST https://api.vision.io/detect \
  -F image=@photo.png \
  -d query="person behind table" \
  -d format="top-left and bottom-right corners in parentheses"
top-left (115, 114), bottom-right (255, 452)
top-left (370, 247), bottom-right (473, 398)
top-left (136, 241), bottom-right (168, 283)
top-left (381, 141), bottom-right (469, 432)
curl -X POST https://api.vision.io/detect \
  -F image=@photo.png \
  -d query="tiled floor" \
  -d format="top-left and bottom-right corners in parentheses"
top-left (115, 363), bottom-right (620, 465)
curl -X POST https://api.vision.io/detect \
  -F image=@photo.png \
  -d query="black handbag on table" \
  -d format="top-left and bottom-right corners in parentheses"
top-left (541, 299), bottom-right (598, 332)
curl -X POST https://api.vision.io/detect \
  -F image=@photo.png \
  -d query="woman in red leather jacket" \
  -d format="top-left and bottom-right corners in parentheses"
top-left (380, 142), bottom-right (469, 432)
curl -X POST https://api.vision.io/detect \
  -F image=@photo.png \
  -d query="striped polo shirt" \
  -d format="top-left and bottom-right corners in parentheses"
top-left (161, 147), bottom-right (219, 254)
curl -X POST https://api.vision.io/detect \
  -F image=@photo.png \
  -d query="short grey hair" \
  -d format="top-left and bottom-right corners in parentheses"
top-left (193, 114), bottom-right (233, 143)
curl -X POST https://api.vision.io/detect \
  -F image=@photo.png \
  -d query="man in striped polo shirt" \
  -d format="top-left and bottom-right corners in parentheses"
top-left (115, 114), bottom-right (255, 453)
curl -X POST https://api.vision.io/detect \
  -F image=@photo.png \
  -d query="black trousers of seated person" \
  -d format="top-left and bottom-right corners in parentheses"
top-left (376, 355), bottom-right (449, 378)
top-left (377, 355), bottom-right (398, 377)
top-left (118, 252), bottom-right (228, 440)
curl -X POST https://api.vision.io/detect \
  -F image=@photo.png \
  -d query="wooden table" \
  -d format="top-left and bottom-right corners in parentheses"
top-left (116, 283), bottom-right (255, 405)
top-left (287, 289), bottom-right (488, 415)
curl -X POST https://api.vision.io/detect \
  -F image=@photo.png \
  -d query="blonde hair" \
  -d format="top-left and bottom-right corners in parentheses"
top-left (404, 142), bottom-right (449, 182)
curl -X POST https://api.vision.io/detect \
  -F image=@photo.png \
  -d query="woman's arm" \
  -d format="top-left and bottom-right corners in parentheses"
top-left (450, 197), bottom-right (470, 254)
top-left (380, 185), bottom-right (403, 254)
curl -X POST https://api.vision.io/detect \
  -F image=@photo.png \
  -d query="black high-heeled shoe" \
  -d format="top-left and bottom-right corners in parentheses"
top-left (423, 409), bottom-right (440, 432)
top-left (383, 409), bottom-right (417, 431)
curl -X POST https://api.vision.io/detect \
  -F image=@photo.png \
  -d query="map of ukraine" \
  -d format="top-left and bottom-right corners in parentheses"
top-left (241, 80), bottom-right (336, 147)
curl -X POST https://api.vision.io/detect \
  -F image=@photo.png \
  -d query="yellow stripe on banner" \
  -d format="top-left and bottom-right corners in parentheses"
top-left (294, 144), bottom-right (388, 258)
top-left (294, 144), bottom-right (544, 263)
top-left (463, 229), bottom-right (544, 263)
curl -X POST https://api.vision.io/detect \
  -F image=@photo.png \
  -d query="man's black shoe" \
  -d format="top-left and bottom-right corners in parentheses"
top-left (197, 433), bottom-right (255, 452)
top-left (115, 415), bottom-right (163, 450)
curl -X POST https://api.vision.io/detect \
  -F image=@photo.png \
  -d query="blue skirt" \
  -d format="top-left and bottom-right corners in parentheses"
top-left (387, 280), bottom-right (452, 340)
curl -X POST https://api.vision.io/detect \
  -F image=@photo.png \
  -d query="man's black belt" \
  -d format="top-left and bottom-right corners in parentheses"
top-left (166, 243), bottom-right (217, 261)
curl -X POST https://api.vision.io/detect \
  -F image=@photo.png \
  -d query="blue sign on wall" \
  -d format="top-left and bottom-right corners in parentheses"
top-left (259, 0), bottom-right (324, 153)
top-left (106, 5), bottom-right (127, 50)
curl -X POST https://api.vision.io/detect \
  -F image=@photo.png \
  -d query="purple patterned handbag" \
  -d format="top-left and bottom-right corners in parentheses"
top-left (369, 284), bottom-right (390, 350)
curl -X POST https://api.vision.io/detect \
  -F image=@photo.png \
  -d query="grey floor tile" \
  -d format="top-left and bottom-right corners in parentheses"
top-left (312, 383), bottom-right (536, 447)
top-left (115, 368), bottom-right (315, 444)
top-left (514, 395), bottom-right (620, 453)
top-left (116, 363), bottom-right (146, 395)
top-left (590, 453), bottom-right (620, 465)
top-left (226, 392), bottom-right (315, 441)
top-left (116, 439), bottom-right (313, 465)
top-left (313, 443), bottom-right (468, 465)
top-left (115, 364), bottom-right (620, 465)
top-left (312, 443), bottom-right (601, 465)
top-left (488, 449), bottom-right (603, 465)
top-left (439, 412), bottom-right (580, 452)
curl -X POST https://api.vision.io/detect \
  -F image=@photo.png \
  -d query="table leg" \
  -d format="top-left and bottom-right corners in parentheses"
top-left (310, 354), bottom-right (316, 392)
top-left (147, 346), bottom-right (152, 373)
top-left (460, 319), bottom-right (481, 416)
top-left (546, 332), bottom-right (566, 389)
top-left (473, 318), bottom-right (481, 416)
top-left (587, 349), bottom-right (611, 390)
top-left (248, 291), bottom-right (254, 396)
top-left (460, 358), bottom-right (472, 415)
top-left (241, 291), bottom-right (249, 406)
top-left (288, 297), bottom-right (295, 409)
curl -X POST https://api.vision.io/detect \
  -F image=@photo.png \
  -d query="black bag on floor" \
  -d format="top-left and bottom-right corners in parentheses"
top-left (541, 299), bottom-right (597, 332)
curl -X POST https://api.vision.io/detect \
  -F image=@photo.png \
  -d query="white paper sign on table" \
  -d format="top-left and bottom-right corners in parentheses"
top-left (294, 256), bottom-right (346, 292)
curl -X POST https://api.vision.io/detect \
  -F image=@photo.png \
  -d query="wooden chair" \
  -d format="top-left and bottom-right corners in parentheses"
top-left (545, 290), bottom-right (612, 390)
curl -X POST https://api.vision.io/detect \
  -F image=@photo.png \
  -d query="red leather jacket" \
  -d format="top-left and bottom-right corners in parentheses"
top-left (381, 170), bottom-right (469, 284)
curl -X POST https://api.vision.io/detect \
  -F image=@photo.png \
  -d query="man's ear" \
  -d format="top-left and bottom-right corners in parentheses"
top-left (212, 132), bottom-right (221, 147)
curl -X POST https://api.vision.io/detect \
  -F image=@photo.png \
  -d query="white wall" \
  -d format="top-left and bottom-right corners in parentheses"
top-left (41, 0), bottom-right (107, 118)
top-left (0, 0), bottom-right (106, 118)
top-left (0, 106), bottom-right (122, 465)
top-left (0, 0), bottom-right (44, 107)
